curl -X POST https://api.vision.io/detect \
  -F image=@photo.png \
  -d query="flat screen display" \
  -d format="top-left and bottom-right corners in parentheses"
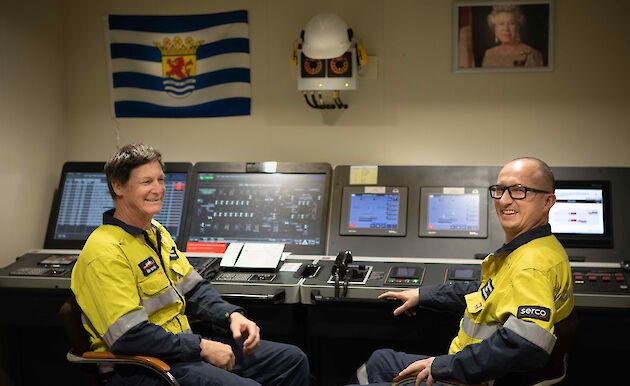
top-left (549, 181), bottom-right (612, 248)
top-left (340, 187), bottom-right (407, 236)
top-left (452, 269), bottom-right (475, 280)
top-left (445, 267), bottom-right (481, 284)
top-left (419, 187), bottom-right (487, 238)
top-left (44, 162), bottom-right (191, 249)
top-left (550, 189), bottom-right (604, 234)
top-left (186, 172), bottom-right (328, 252)
top-left (349, 193), bottom-right (400, 230)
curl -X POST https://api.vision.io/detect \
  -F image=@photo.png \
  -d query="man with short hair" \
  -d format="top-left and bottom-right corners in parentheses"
top-left (71, 143), bottom-right (310, 386)
top-left (351, 157), bottom-right (575, 386)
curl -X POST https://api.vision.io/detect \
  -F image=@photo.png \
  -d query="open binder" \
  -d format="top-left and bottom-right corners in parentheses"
top-left (220, 243), bottom-right (285, 271)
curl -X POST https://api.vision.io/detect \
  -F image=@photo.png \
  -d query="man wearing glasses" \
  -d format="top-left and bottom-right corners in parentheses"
top-left (351, 157), bottom-right (575, 386)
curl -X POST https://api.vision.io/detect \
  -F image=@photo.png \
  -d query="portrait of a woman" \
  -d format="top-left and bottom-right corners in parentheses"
top-left (455, 1), bottom-right (551, 71)
top-left (481, 5), bottom-right (543, 68)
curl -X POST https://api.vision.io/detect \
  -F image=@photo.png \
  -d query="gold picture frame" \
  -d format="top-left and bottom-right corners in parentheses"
top-left (453, 0), bottom-right (554, 73)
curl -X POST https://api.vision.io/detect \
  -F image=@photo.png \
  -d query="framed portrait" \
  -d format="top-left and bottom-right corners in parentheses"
top-left (453, 0), bottom-right (554, 72)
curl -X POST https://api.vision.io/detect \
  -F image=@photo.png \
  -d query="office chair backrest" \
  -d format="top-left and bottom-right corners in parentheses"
top-left (495, 309), bottom-right (579, 386)
top-left (60, 296), bottom-right (91, 356)
top-left (59, 296), bottom-right (102, 385)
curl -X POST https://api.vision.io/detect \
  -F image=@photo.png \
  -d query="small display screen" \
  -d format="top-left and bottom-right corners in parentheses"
top-left (340, 187), bottom-right (408, 236)
top-left (392, 267), bottom-right (419, 278)
top-left (419, 188), bottom-right (487, 238)
top-left (550, 188), bottom-right (604, 235)
top-left (452, 269), bottom-right (475, 280)
top-left (547, 181), bottom-right (612, 249)
top-left (427, 194), bottom-right (480, 232)
top-left (348, 193), bottom-right (400, 229)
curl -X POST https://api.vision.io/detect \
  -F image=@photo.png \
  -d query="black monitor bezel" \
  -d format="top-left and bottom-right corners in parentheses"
top-left (550, 180), bottom-right (613, 249)
top-left (339, 186), bottom-right (408, 237)
top-left (184, 162), bottom-right (332, 254)
top-left (44, 161), bottom-right (193, 250)
top-left (419, 187), bottom-right (488, 239)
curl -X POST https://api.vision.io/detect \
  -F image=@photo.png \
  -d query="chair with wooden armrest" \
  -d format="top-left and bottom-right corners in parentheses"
top-left (59, 296), bottom-right (180, 386)
top-left (392, 374), bottom-right (487, 386)
top-left (391, 310), bottom-right (578, 386)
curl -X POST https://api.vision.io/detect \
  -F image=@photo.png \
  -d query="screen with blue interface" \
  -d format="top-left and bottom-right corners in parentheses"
top-left (419, 187), bottom-right (487, 238)
top-left (51, 172), bottom-right (187, 242)
top-left (427, 194), bottom-right (480, 232)
top-left (186, 173), bottom-right (327, 248)
top-left (550, 188), bottom-right (604, 235)
top-left (348, 193), bottom-right (400, 230)
top-left (340, 186), bottom-right (407, 236)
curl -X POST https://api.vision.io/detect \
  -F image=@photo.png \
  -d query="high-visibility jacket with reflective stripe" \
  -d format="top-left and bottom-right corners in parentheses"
top-left (422, 224), bottom-right (574, 383)
top-left (72, 216), bottom-right (204, 353)
top-left (449, 234), bottom-right (573, 355)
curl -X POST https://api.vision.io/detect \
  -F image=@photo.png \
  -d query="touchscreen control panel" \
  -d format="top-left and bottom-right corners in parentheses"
top-left (384, 266), bottom-right (425, 287)
top-left (444, 267), bottom-right (481, 285)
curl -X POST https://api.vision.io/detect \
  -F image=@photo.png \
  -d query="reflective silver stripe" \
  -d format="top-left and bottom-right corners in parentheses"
top-left (461, 314), bottom-right (499, 340)
top-left (176, 270), bottom-right (203, 295)
top-left (356, 363), bottom-right (369, 384)
top-left (141, 287), bottom-right (180, 314)
top-left (141, 270), bottom-right (202, 315)
top-left (103, 308), bottom-right (148, 347)
top-left (504, 315), bottom-right (556, 354)
top-left (181, 328), bottom-right (193, 334)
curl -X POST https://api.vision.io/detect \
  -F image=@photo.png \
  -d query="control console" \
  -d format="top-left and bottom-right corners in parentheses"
top-left (573, 268), bottom-right (628, 294)
top-left (444, 266), bottom-right (481, 285)
top-left (384, 266), bottom-right (425, 286)
top-left (215, 272), bottom-right (276, 282)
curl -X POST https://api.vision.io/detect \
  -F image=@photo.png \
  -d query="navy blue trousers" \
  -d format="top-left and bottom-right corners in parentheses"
top-left (347, 348), bottom-right (451, 386)
top-left (109, 339), bottom-right (310, 386)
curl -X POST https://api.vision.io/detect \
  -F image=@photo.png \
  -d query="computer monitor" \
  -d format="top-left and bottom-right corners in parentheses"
top-left (419, 187), bottom-right (488, 238)
top-left (549, 180), bottom-right (613, 248)
top-left (44, 162), bottom-right (192, 250)
top-left (185, 162), bottom-right (332, 254)
top-left (339, 186), bottom-right (408, 236)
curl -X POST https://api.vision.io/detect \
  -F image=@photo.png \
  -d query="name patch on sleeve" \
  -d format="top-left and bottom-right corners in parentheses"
top-left (517, 306), bottom-right (551, 322)
top-left (169, 246), bottom-right (179, 260)
top-left (139, 256), bottom-right (159, 276)
top-left (481, 278), bottom-right (494, 300)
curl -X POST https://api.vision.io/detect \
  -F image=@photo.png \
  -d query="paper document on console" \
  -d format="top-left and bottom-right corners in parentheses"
top-left (220, 242), bottom-right (244, 267)
top-left (234, 243), bottom-right (285, 270)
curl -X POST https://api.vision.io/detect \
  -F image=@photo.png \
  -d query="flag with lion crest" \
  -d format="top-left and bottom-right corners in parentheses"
top-left (107, 10), bottom-right (251, 118)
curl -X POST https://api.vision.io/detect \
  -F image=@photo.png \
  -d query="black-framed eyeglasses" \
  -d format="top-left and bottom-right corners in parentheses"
top-left (488, 184), bottom-right (551, 200)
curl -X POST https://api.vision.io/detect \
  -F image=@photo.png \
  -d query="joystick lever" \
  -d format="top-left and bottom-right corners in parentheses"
top-left (332, 250), bottom-right (353, 280)
top-left (332, 250), bottom-right (353, 298)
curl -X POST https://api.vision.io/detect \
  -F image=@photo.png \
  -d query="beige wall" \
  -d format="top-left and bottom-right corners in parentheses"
top-left (0, 0), bottom-right (66, 266)
top-left (63, 0), bottom-right (630, 167)
top-left (1, 0), bottom-right (629, 266)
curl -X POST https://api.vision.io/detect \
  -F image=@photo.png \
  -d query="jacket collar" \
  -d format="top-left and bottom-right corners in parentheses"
top-left (494, 223), bottom-right (552, 256)
top-left (102, 208), bottom-right (145, 237)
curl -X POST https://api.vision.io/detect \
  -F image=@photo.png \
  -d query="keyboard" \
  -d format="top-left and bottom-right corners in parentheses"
top-left (9, 267), bottom-right (67, 277)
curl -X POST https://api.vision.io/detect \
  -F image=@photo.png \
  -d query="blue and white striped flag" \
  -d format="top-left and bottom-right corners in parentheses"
top-left (107, 10), bottom-right (251, 118)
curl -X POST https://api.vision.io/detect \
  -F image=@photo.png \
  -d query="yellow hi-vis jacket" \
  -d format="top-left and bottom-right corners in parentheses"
top-left (71, 210), bottom-right (240, 359)
top-left (422, 224), bottom-right (574, 384)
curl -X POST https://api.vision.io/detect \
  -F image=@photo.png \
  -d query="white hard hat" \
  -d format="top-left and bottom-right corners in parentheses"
top-left (302, 13), bottom-right (352, 59)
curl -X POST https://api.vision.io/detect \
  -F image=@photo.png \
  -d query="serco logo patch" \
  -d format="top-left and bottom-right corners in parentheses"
top-left (517, 306), bottom-right (551, 322)
top-left (139, 256), bottom-right (159, 277)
